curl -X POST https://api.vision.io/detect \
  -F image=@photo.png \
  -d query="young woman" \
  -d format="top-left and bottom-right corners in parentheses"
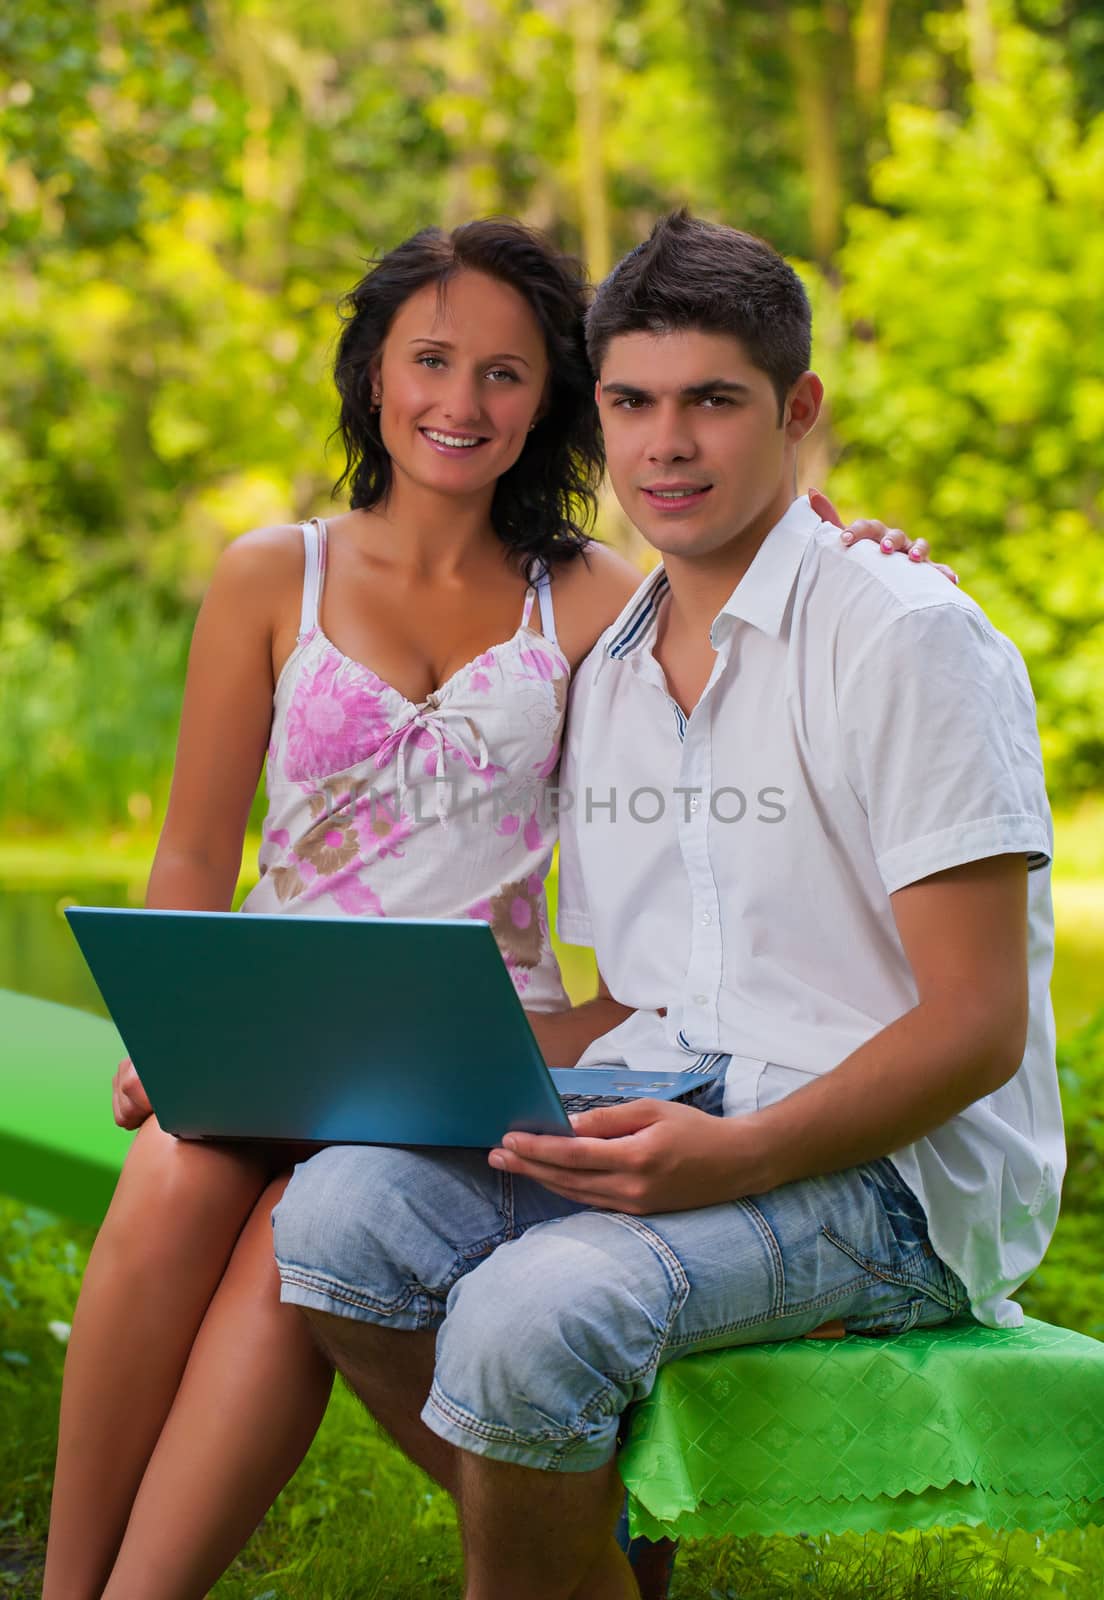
top-left (43, 217), bottom-right (939, 1600)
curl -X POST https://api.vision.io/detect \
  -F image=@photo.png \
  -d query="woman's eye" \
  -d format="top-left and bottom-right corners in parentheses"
top-left (487, 368), bottom-right (520, 383)
top-left (417, 354), bottom-right (445, 370)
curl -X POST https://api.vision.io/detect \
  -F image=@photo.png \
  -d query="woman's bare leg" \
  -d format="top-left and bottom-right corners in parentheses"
top-left (42, 1119), bottom-right (273, 1600)
top-left (98, 1173), bottom-right (333, 1600)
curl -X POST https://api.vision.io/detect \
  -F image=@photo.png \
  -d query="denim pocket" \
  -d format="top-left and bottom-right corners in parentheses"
top-left (846, 1294), bottom-right (931, 1336)
top-left (820, 1161), bottom-right (968, 1326)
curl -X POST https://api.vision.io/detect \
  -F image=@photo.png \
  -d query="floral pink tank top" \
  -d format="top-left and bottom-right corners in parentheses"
top-left (241, 519), bottom-right (571, 1010)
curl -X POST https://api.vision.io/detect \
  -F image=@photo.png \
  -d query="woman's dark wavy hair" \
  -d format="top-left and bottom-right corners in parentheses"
top-left (333, 219), bottom-right (602, 569)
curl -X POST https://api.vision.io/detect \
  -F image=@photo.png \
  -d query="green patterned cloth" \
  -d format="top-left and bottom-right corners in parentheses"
top-left (620, 1316), bottom-right (1104, 1540)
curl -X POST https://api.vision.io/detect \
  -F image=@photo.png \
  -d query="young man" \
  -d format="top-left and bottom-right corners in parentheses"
top-left (272, 214), bottom-right (1061, 1600)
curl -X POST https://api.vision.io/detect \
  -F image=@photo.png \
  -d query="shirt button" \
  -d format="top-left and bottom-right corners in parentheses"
top-left (693, 994), bottom-right (707, 1006)
top-left (689, 797), bottom-right (701, 813)
top-left (700, 912), bottom-right (712, 925)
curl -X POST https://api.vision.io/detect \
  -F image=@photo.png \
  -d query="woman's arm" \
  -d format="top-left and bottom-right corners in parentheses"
top-left (114, 526), bottom-right (300, 1129)
top-left (526, 973), bottom-right (635, 1068)
top-left (146, 527), bottom-right (300, 911)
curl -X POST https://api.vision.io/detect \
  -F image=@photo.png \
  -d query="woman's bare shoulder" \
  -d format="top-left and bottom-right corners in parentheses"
top-left (202, 522), bottom-right (306, 611)
top-left (553, 540), bottom-right (647, 667)
top-left (216, 521), bottom-right (304, 577)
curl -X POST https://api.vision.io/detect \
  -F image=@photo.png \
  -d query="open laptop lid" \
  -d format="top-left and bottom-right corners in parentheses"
top-left (66, 908), bottom-right (572, 1146)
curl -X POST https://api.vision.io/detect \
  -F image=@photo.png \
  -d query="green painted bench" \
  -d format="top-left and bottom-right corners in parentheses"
top-left (2, 987), bottom-right (133, 1226)
top-left (7, 986), bottom-right (1104, 1545)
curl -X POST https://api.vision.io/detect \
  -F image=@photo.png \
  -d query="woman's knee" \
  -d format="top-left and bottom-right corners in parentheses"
top-left (95, 1118), bottom-right (270, 1274)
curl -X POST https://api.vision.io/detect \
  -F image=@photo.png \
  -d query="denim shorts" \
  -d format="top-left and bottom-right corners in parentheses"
top-left (272, 1127), bottom-right (970, 1474)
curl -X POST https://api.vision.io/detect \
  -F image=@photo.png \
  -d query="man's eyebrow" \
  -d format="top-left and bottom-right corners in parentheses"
top-left (601, 382), bottom-right (652, 399)
top-left (407, 337), bottom-right (531, 369)
top-left (682, 379), bottom-right (752, 399)
top-left (601, 379), bottom-right (752, 399)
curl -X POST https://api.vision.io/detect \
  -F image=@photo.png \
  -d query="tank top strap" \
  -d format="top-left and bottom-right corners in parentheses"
top-left (522, 559), bottom-right (557, 646)
top-left (298, 517), bottom-right (328, 639)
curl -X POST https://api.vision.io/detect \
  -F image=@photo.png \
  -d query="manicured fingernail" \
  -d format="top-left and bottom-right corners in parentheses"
top-left (951, 572), bottom-right (960, 584)
top-left (908, 547), bottom-right (923, 560)
top-left (807, 485), bottom-right (820, 496)
top-left (840, 530), bottom-right (854, 545)
top-left (881, 537), bottom-right (894, 552)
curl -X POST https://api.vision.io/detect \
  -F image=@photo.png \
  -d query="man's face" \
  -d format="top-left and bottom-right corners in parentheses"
top-left (596, 328), bottom-right (820, 562)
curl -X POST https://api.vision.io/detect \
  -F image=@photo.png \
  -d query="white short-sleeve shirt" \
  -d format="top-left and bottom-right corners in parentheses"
top-left (557, 495), bottom-right (1062, 1329)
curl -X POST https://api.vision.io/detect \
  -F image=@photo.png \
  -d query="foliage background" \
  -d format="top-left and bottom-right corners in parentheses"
top-left (2, 3), bottom-right (1103, 1593)
top-left (2, 0), bottom-right (1103, 824)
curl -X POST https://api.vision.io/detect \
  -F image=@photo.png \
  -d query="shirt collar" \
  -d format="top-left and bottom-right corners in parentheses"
top-left (603, 563), bottom-right (670, 663)
top-left (711, 495), bottom-right (819, 646)
top-left (600, 496), bottom-right (821, 669)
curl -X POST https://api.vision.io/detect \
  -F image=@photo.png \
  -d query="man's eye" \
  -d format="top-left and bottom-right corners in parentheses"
top-left (612, 397), bottom-right (646, 410)
top-left (700, 394), bottom-right (732, 408)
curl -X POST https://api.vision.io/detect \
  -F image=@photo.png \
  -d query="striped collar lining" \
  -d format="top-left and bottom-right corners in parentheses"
top-left (606, 567), bottom-right (670, 660)
top-left (677, 1028), bottom-right (729, 1075)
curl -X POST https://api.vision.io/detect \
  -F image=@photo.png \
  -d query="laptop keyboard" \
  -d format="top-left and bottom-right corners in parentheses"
top-left (558, 1092), bottom-right (626, 1113)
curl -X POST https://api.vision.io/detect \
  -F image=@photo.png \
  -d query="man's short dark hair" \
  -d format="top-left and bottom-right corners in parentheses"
top-left (586, 211), bottom-right (812, 418)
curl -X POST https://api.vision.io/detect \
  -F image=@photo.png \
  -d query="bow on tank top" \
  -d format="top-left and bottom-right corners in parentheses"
top-left (240, 518), bottom-right (571, 1009)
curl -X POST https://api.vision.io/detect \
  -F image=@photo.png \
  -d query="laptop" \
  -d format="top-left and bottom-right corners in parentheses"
top-left (65, 908), bottom-right (723, 1148)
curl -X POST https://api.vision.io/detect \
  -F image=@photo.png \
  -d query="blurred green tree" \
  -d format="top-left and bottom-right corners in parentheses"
top-left (823, 15), bottom-right (1104, 794)
top-left (0, 0), bottom-right (1100, 824)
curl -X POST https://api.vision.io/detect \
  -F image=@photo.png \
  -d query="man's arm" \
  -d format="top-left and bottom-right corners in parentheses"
top-left (744, 852), bottom-right (1028, 1187)
top-left (525, 974), bottom-right (634, 1068)
top-left (490, 854), bottom-right (1029, 1212)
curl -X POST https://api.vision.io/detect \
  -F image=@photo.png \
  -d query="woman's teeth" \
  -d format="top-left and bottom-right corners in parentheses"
top-left (424, 429), bottom-right (482, 448)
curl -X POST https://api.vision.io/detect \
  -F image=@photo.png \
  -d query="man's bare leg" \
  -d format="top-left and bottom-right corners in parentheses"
top-left (459, 1452), bottom-right (638, 1600)
top-left (304, 1309), bottom-right (459, 1495)
top-left (303, 1313), bottom-right (635, 1597)
top-left (305, 1305), bottom-right (633, 1593)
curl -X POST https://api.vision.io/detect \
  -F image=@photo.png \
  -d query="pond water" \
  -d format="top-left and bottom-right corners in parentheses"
top-left (0, 878), bottom-right (599, 1017)
top-left (0, 881), bottom-right (142, 1017)
top-left (0, 879), bottom-right (1097, 1037)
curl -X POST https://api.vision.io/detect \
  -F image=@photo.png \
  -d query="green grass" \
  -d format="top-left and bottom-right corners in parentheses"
top-left (2, 1190), bottom-right (1104, 1599)
top-left (3, 1240), bottom-right (1103, 1600)
top-left (3, 1047), bottom-right (1103, 1600)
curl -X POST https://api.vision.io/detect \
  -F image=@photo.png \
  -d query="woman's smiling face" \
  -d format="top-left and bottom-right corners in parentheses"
top-left (374, 269), bottom-right (549, 504)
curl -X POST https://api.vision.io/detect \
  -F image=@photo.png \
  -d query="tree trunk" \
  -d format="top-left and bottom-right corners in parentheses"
top-left (854, 0), bottom-right (892, 112)
top-left (782, 4), bottom-right (845, 265)
top-left (964, 0), bottom-right (998, 83)
top-left (439, 0), bottom-right (502, 225)
top-left (571, 0), bottom-right (611, 280)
